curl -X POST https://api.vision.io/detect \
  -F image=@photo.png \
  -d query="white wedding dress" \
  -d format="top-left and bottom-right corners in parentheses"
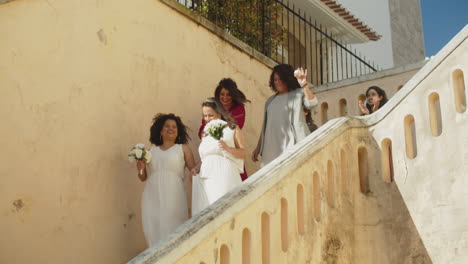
top-left (141, 144), bottom-right (188, 247)
top-left (192, 127), bottom-right (243, 215)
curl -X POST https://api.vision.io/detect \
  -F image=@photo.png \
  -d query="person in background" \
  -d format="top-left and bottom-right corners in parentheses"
top-left (198, 78), bottom-right (250, 181)
top-left (304, 108), bottom-right (318, 133)
top-left (358, 86), bottom-right (389, 115)
top-left (251, 64), bottom-right (318, 167)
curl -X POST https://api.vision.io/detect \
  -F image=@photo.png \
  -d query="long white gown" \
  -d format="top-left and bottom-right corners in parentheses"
top-left (141, 144), bottom-right (188, 247)
top-left (192, 127), bottom-right (243, 215)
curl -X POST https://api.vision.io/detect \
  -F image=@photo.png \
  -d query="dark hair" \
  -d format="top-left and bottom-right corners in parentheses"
top-left (214, 78), bottom-right (250, 106)
top-left (149, 113), bottom-right (190, 146)
top-left (304, 108), bottom-right (313, 123)
top-left (365, 86), bottom-right (389, 114)
top-left (269, 64), bottom-right (301, 92)
top-left (202, 97), bottom-right (237, 129)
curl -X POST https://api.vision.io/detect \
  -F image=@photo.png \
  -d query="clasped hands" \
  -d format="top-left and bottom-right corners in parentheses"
top-left (358, 99), bottom-right (380, 115)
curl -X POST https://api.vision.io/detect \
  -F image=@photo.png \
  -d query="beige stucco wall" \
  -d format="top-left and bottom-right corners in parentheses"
top-left (0, 0), bottom-right (274, 263)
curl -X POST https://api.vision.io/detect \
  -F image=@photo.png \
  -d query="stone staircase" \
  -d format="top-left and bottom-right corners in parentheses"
top-left (128, 25), bottom-right (468, 264)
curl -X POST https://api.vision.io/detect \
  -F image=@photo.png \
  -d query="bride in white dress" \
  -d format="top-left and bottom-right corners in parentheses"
top-left (136, 113), bottom-right (197, 247)
top-left (192, 97), bottom-right (247, 215)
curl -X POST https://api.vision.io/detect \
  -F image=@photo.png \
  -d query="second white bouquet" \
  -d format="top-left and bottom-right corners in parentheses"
top-left (204, 120), bottom-right (228, 140)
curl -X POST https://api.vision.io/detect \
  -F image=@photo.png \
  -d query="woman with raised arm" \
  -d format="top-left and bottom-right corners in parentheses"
top-left (252, 64), bottom-right (318, 167)
top-left (136, 113), bottom-right (197, 247)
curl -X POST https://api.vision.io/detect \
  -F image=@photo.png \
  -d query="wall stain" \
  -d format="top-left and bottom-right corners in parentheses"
top-left (97, 29), bottom-right (107, 45)
top-left (12, 199), bottom-right (24, 212)
top-left (45, 0), bottom-right (58, 16)
top-left (230, 218), bottom-right (235, 230)
top-left (123, 212), bottom-right (135, 228)
top-left (64, 167), bottom-right (80, 207)
top-left (128, 213), bottom-right (135, 221)
top-left (69, 84), bottom-right (83, 103)
top-left (15, 84), bottom-right (25, 108)
top-left (213, 247), bottom-right (218, 263)
top-left (0, 0), bottom-right (16, 6)
top-left (322, 237), bottom-right (342, 264)
top-left (10, 196), bottom-right (31, 223)
top-left (54, 226), bottom-right (64, 233)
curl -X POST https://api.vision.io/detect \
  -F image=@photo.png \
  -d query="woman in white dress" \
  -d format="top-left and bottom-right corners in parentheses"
top-left (192, 97), bottom-right (247, 215)
top-left (136, 113), bottom-right (197, 247)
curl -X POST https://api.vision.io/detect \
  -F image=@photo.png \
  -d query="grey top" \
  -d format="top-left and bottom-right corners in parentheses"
top-left (259, 88), bottom-right (318, 167)
top-left (260, 94), bottom-right (294, 167)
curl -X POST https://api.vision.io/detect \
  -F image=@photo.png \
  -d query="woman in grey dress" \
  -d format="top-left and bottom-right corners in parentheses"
top-left (252, 64), bottom-right (318, 167)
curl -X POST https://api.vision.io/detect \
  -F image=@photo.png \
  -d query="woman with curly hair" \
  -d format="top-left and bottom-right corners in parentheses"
top-left (252, 64), bottom-right (318, 167)
top-left (198, 78), bottom-right (250, 181)
top-left (135, 113), bottom-right (197, 247)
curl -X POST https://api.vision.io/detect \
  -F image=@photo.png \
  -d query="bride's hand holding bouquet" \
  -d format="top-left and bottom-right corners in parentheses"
top-left (204, 119), bottom-right (227, 140)
top-left (204, 119), bottom-right (230, 153)
top-left (218, 140), bottom-right (230, 152)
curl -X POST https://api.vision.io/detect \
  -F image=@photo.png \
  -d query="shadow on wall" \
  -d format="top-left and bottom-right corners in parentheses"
top-left (351, 130), bottom-right (433, 263)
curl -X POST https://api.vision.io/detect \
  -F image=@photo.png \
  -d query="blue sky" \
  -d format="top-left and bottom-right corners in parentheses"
top-left (421, 0), bottom-right (468, 56)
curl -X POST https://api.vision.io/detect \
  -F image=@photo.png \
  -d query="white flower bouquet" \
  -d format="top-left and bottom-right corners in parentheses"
top-left (128, 143), bottom-right (152, 175)
top-left (204, 120), bottom-right (227, 140)
top-left (128, 143), bottom-right (152, 163)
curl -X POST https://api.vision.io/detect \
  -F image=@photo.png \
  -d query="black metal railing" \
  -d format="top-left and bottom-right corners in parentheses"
top-left (175, 0), bottom-right (378, 85)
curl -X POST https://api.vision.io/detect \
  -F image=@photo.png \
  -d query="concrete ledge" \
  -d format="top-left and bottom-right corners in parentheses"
top-left (313, 60), bottom-right (428, 93)
top-left (160, 0), bottom-right (277, 69)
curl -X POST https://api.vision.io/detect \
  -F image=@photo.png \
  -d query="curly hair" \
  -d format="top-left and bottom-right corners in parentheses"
top-left (202, 97), bottom-right (237, 129)
top-left (365, 86), bottom-right (389, 114)
top-left (269, 64), bottom-right (301, 92)
top-left (214, 78), bottom-right (251, 106)
top-left (149, 113), bottom-right (191, 146)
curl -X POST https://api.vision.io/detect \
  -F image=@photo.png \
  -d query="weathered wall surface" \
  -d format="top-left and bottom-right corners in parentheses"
top-left (389, 0), bottom-right (425, 66)
top-left (0, 0), bottom-right (273, 263)
top-left (371, 29), bottom-right (468, 263)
